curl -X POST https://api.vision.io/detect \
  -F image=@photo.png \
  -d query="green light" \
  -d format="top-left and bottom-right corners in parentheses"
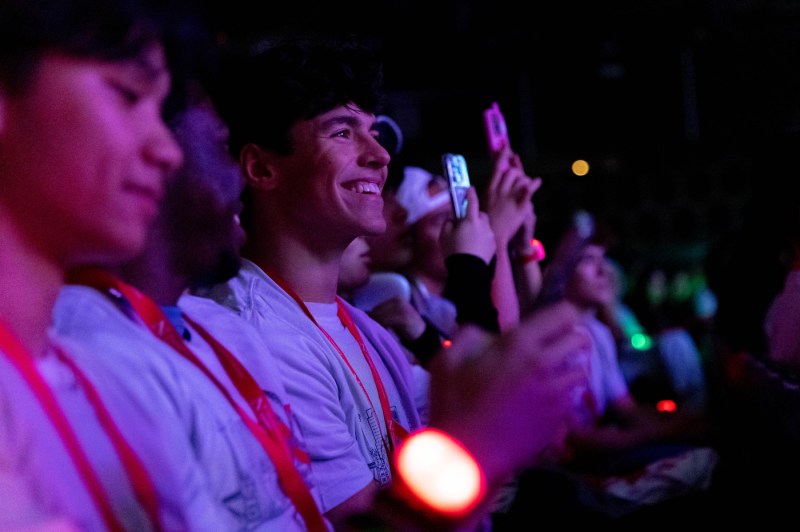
top-left (630, 333), bottom-right (652, 351)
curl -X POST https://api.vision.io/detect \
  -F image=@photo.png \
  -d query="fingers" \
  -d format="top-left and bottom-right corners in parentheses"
top-left (464, 186), bottom-right (480, 219)
top-left (530, 176), bottom-right (543, 195)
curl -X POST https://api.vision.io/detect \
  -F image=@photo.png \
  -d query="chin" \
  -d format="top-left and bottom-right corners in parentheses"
top-left (192, 253), bottom-right (242, 289)
top-left (77, 230), bottom-right (147, 267)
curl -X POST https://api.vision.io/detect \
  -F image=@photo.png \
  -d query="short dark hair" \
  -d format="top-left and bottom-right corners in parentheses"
top-left (216, 33), bottom-right (385, 158)
top-left (0, 0), bottom-right (212, 125)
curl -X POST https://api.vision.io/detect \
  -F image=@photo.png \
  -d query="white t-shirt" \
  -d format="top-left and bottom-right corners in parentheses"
top-left (201, 259), bottom-right (423, 511)
top-left (53, 285), bottom-right (327, 531)
top-left (582, 313), bottom-right (631, 417)
top-left (0, 330), bottom-right (218, 531)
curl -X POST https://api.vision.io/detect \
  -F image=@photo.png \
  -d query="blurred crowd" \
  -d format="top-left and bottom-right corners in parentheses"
top-left (1, 0), bottom-right (798, 530)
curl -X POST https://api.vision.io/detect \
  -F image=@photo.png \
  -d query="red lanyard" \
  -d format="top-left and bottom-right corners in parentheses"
top-left (265, 269), bottom-right (409, 455)
top-left (0, 320), bottom-right (162, 532)
top-left (69, 267), bottom-right (327, 532)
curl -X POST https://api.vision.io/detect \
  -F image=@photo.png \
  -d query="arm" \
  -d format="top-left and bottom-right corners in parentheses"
top-left (565, 394), bottom-right (709, 457)
top-left (343, 301), bottom-right (589, 530)
top-left (511, 202), bottom-right (544, 317)
top-left (481, 147), bottom-right (540, 331)
top-left (439, 187), bottom-right (500, 334)
top-left (443, 254), bottom-right (499, 333)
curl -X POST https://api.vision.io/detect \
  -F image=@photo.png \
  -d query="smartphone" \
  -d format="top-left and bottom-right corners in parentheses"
top-left (442, 153), bottom-right (471, 219)
top-left (483, 101), bottom-right (509, 155)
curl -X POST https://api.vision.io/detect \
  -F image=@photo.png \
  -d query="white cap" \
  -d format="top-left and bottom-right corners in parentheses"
top-left (395, 166), bottom-right (450, 225)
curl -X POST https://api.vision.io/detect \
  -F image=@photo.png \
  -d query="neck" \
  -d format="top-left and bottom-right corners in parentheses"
top-left (117, 234), bottom-right (187, 306)
top-left (0, 217), bottom-right (64, 356)
top-left (244, 225), bottom-right (343, 304)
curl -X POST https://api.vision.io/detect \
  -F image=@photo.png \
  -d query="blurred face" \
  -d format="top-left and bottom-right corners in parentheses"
top-left (166, 91), bottom-right (246, 288)
top-left (565, 244), bottom-right (615, 310)
top-left (410, 177), bottom-right (452, 282)
top-left (338, 236), bottom-right (371, 293)
top-left (0, 44), bottom-right (182, 266)
top-left (269, 103), bottom-right (391, 249)
top-left (365, 190), bottom-right (413, 272)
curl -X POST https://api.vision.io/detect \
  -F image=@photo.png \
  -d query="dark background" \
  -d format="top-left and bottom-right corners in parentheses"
top-left (202, 0), bottom-right (800, 281)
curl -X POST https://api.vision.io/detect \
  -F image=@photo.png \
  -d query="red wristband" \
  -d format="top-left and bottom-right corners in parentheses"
top-left (517, 238), bottom-right (546, 264)
top-left (391, 428), bottom-right (486, 519)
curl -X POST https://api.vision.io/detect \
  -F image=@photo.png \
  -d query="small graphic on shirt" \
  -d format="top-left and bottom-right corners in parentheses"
top-left (364, 407), bottom-right (391, 485)
top-left (223, 474), bottom-right (264, 530)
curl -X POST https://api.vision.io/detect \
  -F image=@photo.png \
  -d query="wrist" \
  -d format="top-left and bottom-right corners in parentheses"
top-left (390, 428), bottom-right (487, 520)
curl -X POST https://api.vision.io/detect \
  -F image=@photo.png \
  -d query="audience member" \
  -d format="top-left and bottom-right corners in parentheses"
top-left (0, 0), bottom-right (210, 528)
top-left (55, 79), bottom-right (330, 530)
top-left (364, 158), bottom-right (496, 365)
top-left (201, 34), bottom-right (586, 529)
top-left (495, 211), bottom-right (718, 525)
top-left (397, 166), bottom-right (467, 337)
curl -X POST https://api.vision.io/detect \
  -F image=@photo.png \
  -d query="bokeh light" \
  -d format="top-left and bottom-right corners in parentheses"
top-left (572, 159), bottom-right (590, 176)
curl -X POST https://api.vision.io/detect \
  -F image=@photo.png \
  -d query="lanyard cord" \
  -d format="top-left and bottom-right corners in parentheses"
top-left (68, 267), bottom-right (327, 532)
top-left (264, 268), bottom-right (408, 455)
top-left (0, 320), bottom-right (160, 531)
top-left (53, 346), bottom-right (163, 531)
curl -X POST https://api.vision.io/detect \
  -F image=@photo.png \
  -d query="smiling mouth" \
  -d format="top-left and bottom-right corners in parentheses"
top-left (345, 181), bottom-right (381, 194)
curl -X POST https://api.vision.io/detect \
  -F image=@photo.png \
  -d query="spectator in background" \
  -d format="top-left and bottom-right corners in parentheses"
top-left (496, 210), bottom-right (718, 525)
top-left (363, 118), bottom-right (499, 365)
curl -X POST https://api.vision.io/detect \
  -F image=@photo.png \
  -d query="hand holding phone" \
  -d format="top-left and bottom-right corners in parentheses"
top-left (442, 153), bottom-right (471, 219)
top-left (483, 101), bottom-right (509, 155)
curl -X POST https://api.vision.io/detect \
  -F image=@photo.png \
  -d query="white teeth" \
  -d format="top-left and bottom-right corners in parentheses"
top-left (348, 182), bottom-right (380, 194)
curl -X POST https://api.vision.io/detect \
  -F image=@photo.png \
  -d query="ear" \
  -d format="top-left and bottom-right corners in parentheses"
top-left (240, 143), bottom-right (279, 192)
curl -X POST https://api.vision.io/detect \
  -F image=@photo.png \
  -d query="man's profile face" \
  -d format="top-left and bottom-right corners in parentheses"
top-left (167, 94), bottom-right (246, 287)
top-left (268, 103), bottom-right (391, 249)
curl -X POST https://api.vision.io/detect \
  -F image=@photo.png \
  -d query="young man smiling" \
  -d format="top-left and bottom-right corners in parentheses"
top-left (202, 35), bottom-right (586, 529)
top-left (203, 38), bottom-right (418, 525)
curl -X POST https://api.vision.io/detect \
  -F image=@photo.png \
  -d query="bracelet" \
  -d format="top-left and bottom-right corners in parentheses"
top-left (516, 238), bottom-right (546, 264)
top-left (391, 428), bottom-right (486, 519)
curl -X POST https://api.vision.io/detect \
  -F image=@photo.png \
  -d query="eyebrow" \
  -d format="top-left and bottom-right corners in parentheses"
top-left (319, 113), bottom-right (363, 131)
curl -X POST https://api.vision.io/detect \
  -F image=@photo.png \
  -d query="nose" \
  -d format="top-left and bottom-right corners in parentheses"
top-left (147, 118), bottom-right (184, 176)
top-left (365, 134), bottom-right (391, 169)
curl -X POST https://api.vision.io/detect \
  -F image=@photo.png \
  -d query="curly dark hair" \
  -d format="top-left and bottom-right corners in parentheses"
top-left (215, 33), bottom-right (385, 158)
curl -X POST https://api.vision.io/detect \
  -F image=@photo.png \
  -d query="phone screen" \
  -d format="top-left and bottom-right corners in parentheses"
top-left (442, 153), bottom-right (471, 219)
top-left (483, 101), bottom-right (508, 154)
